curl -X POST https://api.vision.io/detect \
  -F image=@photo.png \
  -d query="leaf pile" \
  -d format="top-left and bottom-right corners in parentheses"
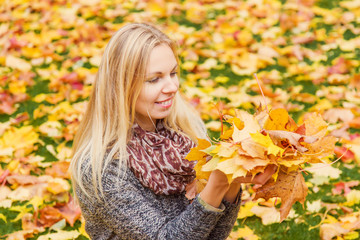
top-left (1, 0), bottom-right (360, 239)
top-left (186, 107), bottom-right (336, 221)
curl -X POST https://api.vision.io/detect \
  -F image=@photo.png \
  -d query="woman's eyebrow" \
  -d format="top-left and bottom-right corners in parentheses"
top-left (147, 64), bottom-right (178, 75)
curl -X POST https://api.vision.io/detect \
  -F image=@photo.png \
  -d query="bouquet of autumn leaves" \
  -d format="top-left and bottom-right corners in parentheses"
top-left (185, 108), bottom-right (336, 221)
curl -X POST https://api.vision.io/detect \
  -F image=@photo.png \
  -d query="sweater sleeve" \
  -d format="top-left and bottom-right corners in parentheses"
top-left (207, 188), bottom-right (242, 239)
top-left (97, 161), bottom-right (225, 240)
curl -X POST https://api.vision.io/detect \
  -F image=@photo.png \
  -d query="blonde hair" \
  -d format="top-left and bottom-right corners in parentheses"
top-left (70, 23), bottom-right (207, 200)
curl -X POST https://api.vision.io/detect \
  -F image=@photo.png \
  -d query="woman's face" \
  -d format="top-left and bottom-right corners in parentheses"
top-left (134, 44), bottom-right (179, 131)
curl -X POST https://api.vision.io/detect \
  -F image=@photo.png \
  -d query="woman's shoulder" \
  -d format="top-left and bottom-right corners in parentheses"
top-left (76, 155), bottom-right (134, 192)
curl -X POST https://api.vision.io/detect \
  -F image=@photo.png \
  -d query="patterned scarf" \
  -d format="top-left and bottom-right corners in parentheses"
top-left (127, 121), bottom-right (196, 195)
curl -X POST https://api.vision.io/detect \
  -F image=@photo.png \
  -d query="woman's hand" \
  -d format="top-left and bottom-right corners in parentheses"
top-left (199, 165), bottom-right (278, 208)
top-left (199, 169), bottom-right (230, 208)
top-left (223, 164), bottom-right (278, 203)
top-left (235, 164), bottom-right (278, 185)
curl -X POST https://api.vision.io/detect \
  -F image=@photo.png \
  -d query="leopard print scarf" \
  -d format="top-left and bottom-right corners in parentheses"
top-left (127, 121), bottom-right (196, 195)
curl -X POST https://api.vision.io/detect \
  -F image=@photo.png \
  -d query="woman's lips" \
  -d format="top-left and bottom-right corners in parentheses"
top-left (155, 98), bottom-right (173, 108)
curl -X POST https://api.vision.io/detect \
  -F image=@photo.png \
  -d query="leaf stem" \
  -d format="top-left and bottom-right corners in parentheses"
top-left (254, 73), bottom-right (269, 114)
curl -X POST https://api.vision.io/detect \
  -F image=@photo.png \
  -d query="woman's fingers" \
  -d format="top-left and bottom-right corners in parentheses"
top-left (208, 169), bottom-right (230, 188)
top-left (252, 164), bottom-right (277, 185)
top-left (214, 164), bottom-right (278, 185)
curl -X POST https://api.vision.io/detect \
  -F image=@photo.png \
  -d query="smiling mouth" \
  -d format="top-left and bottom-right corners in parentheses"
top-left (156, 98), bottom-right (173, 108)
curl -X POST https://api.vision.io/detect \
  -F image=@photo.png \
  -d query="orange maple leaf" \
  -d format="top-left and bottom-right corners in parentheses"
top-left (253, 169), bottom-right (308, 222)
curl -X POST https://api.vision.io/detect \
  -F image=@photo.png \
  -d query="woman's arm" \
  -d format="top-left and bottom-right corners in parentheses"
top-left (205, 165), bottom-right (278, 239)
top-left (84, 160), bottom-right (227, 240)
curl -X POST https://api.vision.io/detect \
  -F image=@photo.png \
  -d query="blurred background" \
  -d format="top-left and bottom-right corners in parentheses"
top-left (1, 0), bottom-right (360, 239)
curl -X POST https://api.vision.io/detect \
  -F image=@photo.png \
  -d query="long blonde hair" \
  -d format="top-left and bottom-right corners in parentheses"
top-left (70, 23), bottom-right (207, 200)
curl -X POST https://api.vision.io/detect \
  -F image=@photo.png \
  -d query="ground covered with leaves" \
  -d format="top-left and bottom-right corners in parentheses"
top-left (1, 0), bottom-right (360, 239)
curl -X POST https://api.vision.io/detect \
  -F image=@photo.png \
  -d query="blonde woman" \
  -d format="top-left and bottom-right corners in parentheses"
top-left (70, 23), bottom-right (276, 240)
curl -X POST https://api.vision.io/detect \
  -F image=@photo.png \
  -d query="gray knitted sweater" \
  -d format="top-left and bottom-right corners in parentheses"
top-left (76, 158), bottom-right (242, 240)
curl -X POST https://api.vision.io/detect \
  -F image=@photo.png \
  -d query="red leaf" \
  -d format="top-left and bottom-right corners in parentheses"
top-left (328, 58), bottom-right (348, 74)
top-left (334, 146), bottom-right (355, 162)
top-left (332, 181), bottom-right (360, 195)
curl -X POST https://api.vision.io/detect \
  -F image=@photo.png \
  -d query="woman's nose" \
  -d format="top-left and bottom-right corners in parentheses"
top-left (162, 75), bottom-right (179, 93)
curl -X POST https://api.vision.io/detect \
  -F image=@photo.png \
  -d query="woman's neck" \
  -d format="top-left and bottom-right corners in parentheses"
top-left (135, 118), bottom-right (157, 132)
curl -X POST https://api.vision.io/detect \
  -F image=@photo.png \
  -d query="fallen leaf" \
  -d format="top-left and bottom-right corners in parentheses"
top-left (332, 181), bottom-right (360, 195)
top-left (56, 197), bottom-right (82, 227)
top-left (250, 205), bottom-right (281, 225)
top-left (37, 230), bottom-right (81, 240)
top-left (320, 223), bottom-right (349, 240)
top-left (228, 225), bottom-right (259, 240)
top-left (323, 108), bottom-right (354, 124)
top-left (6, 55), bottom-right (32, 72)
top-left (254, 170), bottom-right (308, 221)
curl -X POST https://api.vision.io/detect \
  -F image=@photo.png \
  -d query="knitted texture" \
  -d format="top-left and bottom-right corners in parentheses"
top-left (76, 158), bottom-right (242, 240)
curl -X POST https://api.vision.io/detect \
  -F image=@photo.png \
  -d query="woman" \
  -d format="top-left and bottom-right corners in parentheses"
top-left (70, 23), bottom-right (275, 240)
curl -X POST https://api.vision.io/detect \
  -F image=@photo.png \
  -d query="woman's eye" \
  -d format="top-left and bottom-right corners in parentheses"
top-left (147, 77), bottom-right (159, 83)
top-left (170, 72), bottom-right (178, 77)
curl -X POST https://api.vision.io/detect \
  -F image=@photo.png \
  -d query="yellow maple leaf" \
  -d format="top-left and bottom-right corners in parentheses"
top-left (344, 190), bottom-right (360, 206)
top-left (237, 201), bottom-right (257, 219)
top-left (27, 196), bottom-right (43, 211)
top-left (193, 159), bottom-right (211, 180)
top-left (215, 157), bottom-right (247, 181)
top-left (304, 113), bottom-right (329, 138)
top-left (229, 225), bottom-right (259, 240)
top-left (220, 127), bottom-right (233, 140)
top-left (186, 139), bottom-right (212, 180)
top-left (263, 108), bottom-right (289, 131)
top-left (37, 230), bottom-right (81, 240)
top-left (185, 138), bottom-right (211, 161)
top-left (10, 204), bottom-right (33, 223)
top-left (216, 142), bottom-right (237, 158)
top-left (232, 110), bottom-right (261, 142)
top-left (46, 178), bottom-right (71, 195)
top-left (309, 99), bottom-right (333, 112)
top-left (250, 205), bottom-right (281, 225)
top-left (201, 156), bottom-right (220, 172)
top-left (9, 81), bottom-right (27, 94)
top-left (240, 140), bottom-right (267, 159)
top-left (227, 117), bottom-right (244, 130)
top-left (0, 126), bottom-right (39, 156)
top-left (250, 132), bottom-right (284, 156)
top-left (234, 155), bottom-right (270, 171)
top-left (216, 158), bottom-right (238, 174)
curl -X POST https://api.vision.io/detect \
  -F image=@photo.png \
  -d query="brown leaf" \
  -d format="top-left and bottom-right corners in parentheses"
top-left (45, 161), bottom-right (71, 179)
top-left (38, 206), bottom-right (63, 228)
top-left (253, 170), bottom-right (308, 221)
top-left (267, 130), bottom-right (318, 153)
top-left (303, 135), bottom-right (337, 160)
top-left (56, 197), bottom-right (82, 227)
